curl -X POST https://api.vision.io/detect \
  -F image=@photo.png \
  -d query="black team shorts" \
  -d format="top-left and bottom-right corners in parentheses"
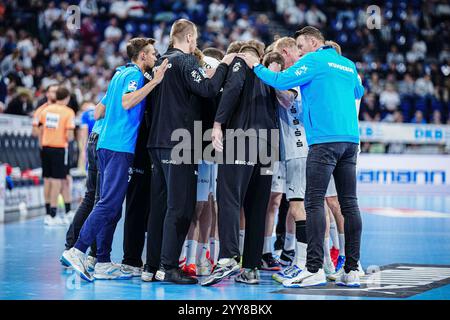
top-left (42, 147), bottom-right (69, 179)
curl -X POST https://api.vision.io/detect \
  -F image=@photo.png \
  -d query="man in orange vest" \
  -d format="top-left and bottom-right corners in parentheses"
top-left (39, 87), bottom-right (75, 225)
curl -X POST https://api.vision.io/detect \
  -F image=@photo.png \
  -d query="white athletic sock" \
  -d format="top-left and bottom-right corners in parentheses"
top-left (263, 236), bottom-right (272, 254)
top-left (329, 220), bottom-right (339, 250)
top-left (338, 233), bottom-right (345, 257)
top-left (186, 240), bottom-right (198, 265)
top-left (214, 240), bottom-right (220, 264)
top-left (209, 238), bottom-right (219, 264)
top-left (239, 230), bottom-right (245, 255)
top-left (284, 233), bottom-right (295, 251)
top-left (323, 237), bottom-right (332, 265)
top-left (197, 243), bottom-right (209, 263)
top-left (179, 241), bottom-right (187, 262)
top-left (295, 242), bottom-right (307, 269)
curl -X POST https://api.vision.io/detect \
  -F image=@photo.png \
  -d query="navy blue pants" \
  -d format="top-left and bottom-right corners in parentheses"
top-left (75, 148), bottom-right (134, 263)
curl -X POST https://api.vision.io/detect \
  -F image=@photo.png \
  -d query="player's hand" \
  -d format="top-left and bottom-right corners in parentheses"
top-left (153, 58), bottom-right (169, 85)
top-left (242, 53), bottom-right (260, 68)
top-left (268, 62), bottom-right (282, 72)
top-left (221, 53), bottom-right (238, 66)
top-left (212, 122), bottom-right (224, 152)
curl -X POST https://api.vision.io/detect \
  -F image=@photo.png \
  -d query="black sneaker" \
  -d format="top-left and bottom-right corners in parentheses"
top-left (155, 267), bottom-right (198, 284)
top-left (274, 234), bottom-right (285, 251)
top-left (261, 253), bottom-right (282, 271)
top-left (235, 268), bottom-right (260, 285)
top-left (141, 264), bottom-right (157, 282)
top-left (279, 249), bottom-right (295, 267)
top-left (201, 257), bottom-right (241, 286)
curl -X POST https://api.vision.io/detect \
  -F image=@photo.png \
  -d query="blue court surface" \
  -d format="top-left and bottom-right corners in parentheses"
top-left (0, 193), bottom-right (449, 300)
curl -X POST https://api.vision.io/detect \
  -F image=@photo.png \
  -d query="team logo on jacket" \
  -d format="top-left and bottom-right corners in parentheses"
top-left (191, 70), bottom-right (202, 83)
top-left (294, 65), bottom-right (308, 76)
top-left (128, 80), bottom-right (138, 92)
top-left (233, 62), bottom-right (242, 73)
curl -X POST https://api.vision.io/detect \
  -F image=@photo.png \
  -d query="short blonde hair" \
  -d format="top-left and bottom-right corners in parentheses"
top-left (274, 37), bottom-right (297, 53)
top-left (170, 19), bottom-right (196, 44)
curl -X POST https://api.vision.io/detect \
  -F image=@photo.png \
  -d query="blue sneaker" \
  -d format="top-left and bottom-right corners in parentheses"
top-left (272, 265), bottom-right (302, 283)
top-left (335, 255), bottom-right (345, 272)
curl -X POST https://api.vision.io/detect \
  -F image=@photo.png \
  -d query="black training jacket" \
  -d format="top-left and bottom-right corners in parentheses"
top-left (214, 57), bottom-right (278, 142)
top-left (147, 48), bottom-right (228, 150)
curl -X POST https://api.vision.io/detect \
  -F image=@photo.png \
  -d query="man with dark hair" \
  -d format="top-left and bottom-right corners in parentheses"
top-left (32, 83), bottom-right (58, 222)
top-left (263, 51), bottom-right (285, 69)
top-left (243, 26), bottom-right (365, 288)
top-left (39, 87), bottom-right (75, 226)
top-left (246, 39), bottom-right (266, 58)
top-left (62, 38), bottom-right (168, 282)
top-left (142, 19), bottom-right (236, 285)
top-left (201, 42), bottom-right (278, 286)
top-left (202, 47), bottom-right (225, 62)
top-left (293, 26), bottom-right (326, 44)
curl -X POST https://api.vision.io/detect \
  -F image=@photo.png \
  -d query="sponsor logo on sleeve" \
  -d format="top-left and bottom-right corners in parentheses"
top-left (191, 70), bottom-right (202, 83)
top-left (233, 62), bottom-right (242, 73)
top-left (128, 80), bottom-right (138, 92)
top-left (294, 65), bottom-right (308, 76)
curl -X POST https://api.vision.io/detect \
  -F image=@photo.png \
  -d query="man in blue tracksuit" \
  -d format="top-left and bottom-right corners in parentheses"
top-left (62, 38), bottom-right (168, 281)
top-left (243, 26), bottom-right (364, 288)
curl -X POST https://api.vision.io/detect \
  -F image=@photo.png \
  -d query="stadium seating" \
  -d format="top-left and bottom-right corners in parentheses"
top-left (0, 133), bottom-right (41, 171)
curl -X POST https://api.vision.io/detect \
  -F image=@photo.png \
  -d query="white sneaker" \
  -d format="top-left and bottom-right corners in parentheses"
top-left (329, 261), bottom-right (365, 280)
top-left (283, 268), bottom-right (327, 288)
top-left (121, 264), bottom-right (143, 277)
top-left (357, 261), bottom-right (365, 277)
top-left (61, 248), bottom-right (94, 282)
top-left (197, 259), bottom-right (214, 276)
top-left (327, 267), bottom-right (344, 281)
top-left (60, 250), bottom-right (72, 268)
top-left (93, 262), bottom-right (133, 280)
top-left (141, 266), bottom-right (155, 282)
top-left (44, 215), bottom-right (64, 226)
top-left (336, 269), bottom-right (360, 287)
top-left (85, 256), bottom-right (97, 272)
top-left (63, 212), bottom-right (75, 225)
top-left (66, 210), bottom-right (75, 221)
top-left (324, 260), bottom-right (336, 276)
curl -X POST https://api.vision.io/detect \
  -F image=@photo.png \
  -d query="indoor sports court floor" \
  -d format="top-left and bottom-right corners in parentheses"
top-left (1, 192), bottom-right (449, 300)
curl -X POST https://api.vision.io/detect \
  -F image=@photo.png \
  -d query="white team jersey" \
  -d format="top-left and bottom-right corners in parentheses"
top-left (278, 87), bottom-right (309, 160)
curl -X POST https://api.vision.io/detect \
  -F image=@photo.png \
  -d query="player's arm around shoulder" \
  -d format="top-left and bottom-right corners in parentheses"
top-left (245, 52), bottom-right (317, 91)
top-left (121, 59), bottom-right (169, 110)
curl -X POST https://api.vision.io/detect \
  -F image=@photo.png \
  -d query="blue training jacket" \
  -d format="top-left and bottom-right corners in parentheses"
top-left (254, 46), bottom-right (364, 146)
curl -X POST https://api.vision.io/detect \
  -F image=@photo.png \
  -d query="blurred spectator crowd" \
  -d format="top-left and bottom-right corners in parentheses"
top-left (0, 0), bottom-right (449, 129)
